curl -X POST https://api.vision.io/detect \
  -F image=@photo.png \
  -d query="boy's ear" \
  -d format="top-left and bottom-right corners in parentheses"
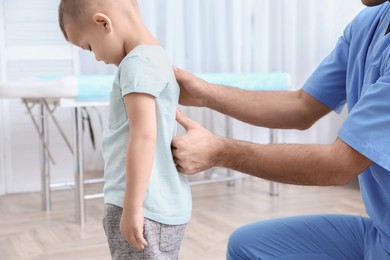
top-left (92, 13), bottom-right (112, 33)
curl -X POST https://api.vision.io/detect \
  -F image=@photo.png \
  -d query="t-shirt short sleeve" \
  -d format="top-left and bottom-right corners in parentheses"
top-left (338, 67), bottom-right (390, 172)
top-left (118, 55), bottom-right (169, 98)
top-left (302, 21), bottom-right (354, 114)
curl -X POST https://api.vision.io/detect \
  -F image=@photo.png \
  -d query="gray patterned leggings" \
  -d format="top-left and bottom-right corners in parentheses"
top-left (103, 203), bottom-right (187, 260)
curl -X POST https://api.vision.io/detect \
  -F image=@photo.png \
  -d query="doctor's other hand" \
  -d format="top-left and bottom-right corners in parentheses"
top-left (173, 67), bottom-right (209, 107)
top-left (172, 110), bottom-right (224, 175)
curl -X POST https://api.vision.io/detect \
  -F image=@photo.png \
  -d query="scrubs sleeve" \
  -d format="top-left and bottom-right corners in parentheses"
top-left (302, 22), bottom-right (354, 113)
top-left (119, 56), bottom-right (169, 98)
top-left (338, 61), bottom-right (390, 172)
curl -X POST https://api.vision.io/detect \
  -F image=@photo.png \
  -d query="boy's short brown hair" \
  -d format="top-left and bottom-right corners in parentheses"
top-left (58, 0), bottom-right (90, 41)
top-left (59, 0), bottom-right (139, 41)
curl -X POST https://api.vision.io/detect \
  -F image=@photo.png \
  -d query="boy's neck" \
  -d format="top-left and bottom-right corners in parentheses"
top-left (123, 26), bottom-right (159, 55)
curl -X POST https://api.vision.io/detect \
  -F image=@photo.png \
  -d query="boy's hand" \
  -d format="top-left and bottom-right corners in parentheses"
top-left (120, 208), bottom-right (148, 251)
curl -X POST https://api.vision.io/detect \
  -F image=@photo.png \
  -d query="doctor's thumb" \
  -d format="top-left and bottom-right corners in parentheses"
top-left (176, 110), bottom-right (199, 131)
top-left (173, 66), bottom-right (183, 79)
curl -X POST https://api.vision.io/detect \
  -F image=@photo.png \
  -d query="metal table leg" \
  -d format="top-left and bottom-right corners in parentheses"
top-left (225, 115), bottom-right (236, 186)
top-left (39, 102), bottom-right (51, 211)
top-left (269, 129), bottom-right (279, 196)
top-left (73, 107), bottom-right (85, 226)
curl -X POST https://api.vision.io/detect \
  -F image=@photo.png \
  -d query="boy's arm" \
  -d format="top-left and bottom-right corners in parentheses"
top-left (121, 92), bottom-right (157, 250)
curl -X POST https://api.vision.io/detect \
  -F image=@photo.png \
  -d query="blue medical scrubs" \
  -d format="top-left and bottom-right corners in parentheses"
top-left (227, 3), bottom-right (390, 259)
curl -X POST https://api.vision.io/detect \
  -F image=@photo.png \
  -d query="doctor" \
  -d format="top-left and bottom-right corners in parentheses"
top-left (172, 0), bottom-right (390, 259)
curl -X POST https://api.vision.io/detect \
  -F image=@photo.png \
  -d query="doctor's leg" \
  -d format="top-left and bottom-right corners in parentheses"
top-left (226, 214), bottom-right (383, 260)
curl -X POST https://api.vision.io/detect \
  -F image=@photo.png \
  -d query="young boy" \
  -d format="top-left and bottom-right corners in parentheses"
top-left (58, 0), bottom-right (192, 259)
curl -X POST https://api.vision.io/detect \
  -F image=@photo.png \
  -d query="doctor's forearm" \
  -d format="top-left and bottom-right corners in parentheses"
top-left (215, 138), bottom-right (370, 186)
top-left (204, 85), bottom-right (330, 130)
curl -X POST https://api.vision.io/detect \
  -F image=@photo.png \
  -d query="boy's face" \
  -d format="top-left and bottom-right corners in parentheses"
top-left (65, 22), bottom-right (126, 67)
top-left (361, 0), bottom-right (389, 6)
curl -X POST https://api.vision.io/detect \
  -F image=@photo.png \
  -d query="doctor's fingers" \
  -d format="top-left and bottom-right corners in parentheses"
top-left (173, 153), bottom-right (203, 175)
top-left (171, 148), bottom-right (190, 174)
top-left (176, 161), bottom-right (199, 175)
top-left (171, 137), bottom-right (194, 162)
top-left (173, 67), bottom-right (195, 86)
top-left (171, 135), bottom-right (187, 153)
top-left (176, 110), bottom-right (202, 131)
top-left (171, 136), bottom-right (183, 153)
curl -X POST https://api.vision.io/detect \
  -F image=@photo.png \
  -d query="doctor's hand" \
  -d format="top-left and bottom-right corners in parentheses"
top-left (173, 67), bottom-right (209, 107)
top-left (172, 110), bottom-right (225, 175)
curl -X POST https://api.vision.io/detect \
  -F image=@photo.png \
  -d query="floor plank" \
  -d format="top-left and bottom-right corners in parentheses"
top-left (0, 177), bottom-right (365, 260)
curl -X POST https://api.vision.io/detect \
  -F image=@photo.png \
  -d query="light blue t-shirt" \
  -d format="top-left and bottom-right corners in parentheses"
top-left (102, 45), bottom-right (192, 225)
top-left (303, 3), bottom-right (390, 252)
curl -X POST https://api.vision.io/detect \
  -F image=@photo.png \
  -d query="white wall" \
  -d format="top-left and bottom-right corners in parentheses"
top-left (0, 0), bottom-right (5, 196)
top-left (135, 0), bottom-right (364, 145)
top-left (0, 0), bottom-right (7, 196)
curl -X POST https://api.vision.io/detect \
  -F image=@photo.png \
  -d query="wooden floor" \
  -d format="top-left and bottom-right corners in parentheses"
top-left (0, 176), bottom-right (366, 260)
